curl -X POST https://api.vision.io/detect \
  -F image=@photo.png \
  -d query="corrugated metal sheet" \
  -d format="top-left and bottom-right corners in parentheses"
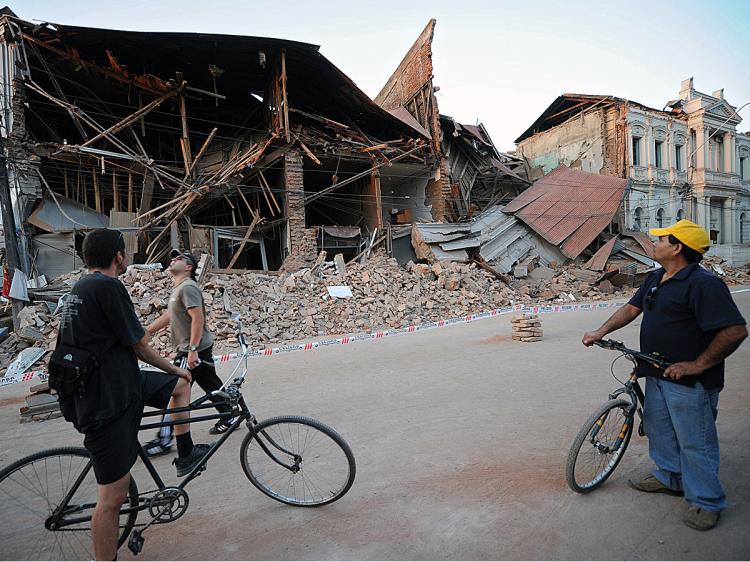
top-left (504, 166), bottom-right (627, 259)
top-left (584, 236), bottom-right (618, 271)
top-left (623, 231), bottom-right (655, 258)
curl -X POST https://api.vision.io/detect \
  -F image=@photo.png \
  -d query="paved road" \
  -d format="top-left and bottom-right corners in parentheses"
top-left (1, 292), bottom-right (749, 560)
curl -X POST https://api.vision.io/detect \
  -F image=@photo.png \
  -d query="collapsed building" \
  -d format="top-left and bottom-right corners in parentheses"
top-left (0, 10), bottom-right (530, 285)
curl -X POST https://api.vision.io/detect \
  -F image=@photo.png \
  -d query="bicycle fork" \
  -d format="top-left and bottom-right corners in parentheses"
top-left (589, 411), bottom-right (634, 455)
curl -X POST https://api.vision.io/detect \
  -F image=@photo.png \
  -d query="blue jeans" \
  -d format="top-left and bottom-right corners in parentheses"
top-left (643, 376), bottom-right (725, 512)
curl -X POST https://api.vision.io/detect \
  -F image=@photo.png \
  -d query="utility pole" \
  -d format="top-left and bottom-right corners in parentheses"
top-left (0, 127), bottom-right (24, 329)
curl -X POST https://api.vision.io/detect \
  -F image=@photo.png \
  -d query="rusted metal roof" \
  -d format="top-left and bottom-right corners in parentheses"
top-left (503, 166), bottom-right (628, 259)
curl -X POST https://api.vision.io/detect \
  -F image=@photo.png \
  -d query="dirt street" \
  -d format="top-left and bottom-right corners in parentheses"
top-left (1, 292), bottom-right (749, 560)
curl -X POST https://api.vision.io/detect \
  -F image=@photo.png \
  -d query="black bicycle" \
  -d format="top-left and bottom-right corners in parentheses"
top-left (0, 326), bottom-right (356, 560)
top-left (565, 339), bottom-right (670, 493)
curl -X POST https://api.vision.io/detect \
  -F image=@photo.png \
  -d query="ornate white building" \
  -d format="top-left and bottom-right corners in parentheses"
top-left (515, 79), bottom-right (750, 263)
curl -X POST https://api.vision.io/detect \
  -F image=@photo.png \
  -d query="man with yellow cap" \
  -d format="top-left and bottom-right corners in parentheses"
top-left (582, 219), bottom-right (747, 531)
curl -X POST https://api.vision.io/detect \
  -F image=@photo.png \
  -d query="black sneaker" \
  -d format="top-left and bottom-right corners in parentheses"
top-left (173, 443), bottom-right (212, 477)
top-left (143, 438), bottom-right (173, 457)
top-left (208, 417), bottom-right (238, 435)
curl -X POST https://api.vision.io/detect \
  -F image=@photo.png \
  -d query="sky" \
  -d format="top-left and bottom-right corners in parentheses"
top-left (16, 0), bottom-right (750, 151)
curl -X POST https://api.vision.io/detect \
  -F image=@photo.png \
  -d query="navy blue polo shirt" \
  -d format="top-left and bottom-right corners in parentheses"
top-left (628, 262), bottom-right (745, 390)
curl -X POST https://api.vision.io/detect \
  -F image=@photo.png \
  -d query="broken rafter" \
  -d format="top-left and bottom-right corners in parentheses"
top-left (80, 86), bottom-right (182, 149)
top-left (227, 214), bottom-right (262, 269)
top-left (187, 127), bottom-right (217, 177)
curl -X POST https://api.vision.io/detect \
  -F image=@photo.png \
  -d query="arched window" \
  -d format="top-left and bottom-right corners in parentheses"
top-left (676, 209), bottom-right (684, 221)
top-left (656, 208), bottom-right (664, 228)
top-left (634, 207), bottom-right (643, 231)
top-left (741, 212), bottom-right (747, 244)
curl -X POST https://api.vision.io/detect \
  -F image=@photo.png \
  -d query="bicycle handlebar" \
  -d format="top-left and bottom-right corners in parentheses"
top-left (593, 339), bottom-right (672, 370)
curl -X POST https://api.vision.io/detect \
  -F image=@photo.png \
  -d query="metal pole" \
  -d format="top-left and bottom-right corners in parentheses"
top-left (0, 128), bottom-right (24, 329)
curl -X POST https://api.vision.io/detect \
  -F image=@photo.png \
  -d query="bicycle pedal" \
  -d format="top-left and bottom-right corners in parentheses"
top-left (128, 530), bottom-right (144, 555)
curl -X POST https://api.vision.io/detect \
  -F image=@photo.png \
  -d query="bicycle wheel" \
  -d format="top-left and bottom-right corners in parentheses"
top-left (566, 399), bottom-right (634, 493)
top-left (240, 415), bottom-right (356, 507)
top-left (0, 447), bottom-right (138, 560)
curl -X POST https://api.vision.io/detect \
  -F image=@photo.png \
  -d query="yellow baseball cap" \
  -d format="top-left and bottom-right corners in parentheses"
top-left (649, 219), bottom-right (710, 254)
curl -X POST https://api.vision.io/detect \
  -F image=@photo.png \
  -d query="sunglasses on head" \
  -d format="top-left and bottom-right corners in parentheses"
top-left (645, 286), bottom-right (658, 310)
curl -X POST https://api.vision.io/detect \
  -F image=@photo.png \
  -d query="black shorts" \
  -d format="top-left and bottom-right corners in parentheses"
top-left (84, 370), bottom-right (177, 485)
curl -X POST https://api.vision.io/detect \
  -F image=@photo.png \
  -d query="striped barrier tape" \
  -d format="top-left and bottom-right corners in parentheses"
top-left (0, 299), bottom-right (630, 389)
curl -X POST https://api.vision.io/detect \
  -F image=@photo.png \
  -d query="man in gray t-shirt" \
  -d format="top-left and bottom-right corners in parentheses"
top-left (141, 249), bottom-right (235, 456)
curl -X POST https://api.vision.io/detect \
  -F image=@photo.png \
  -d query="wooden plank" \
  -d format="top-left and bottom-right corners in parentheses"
top-left (472, 259), bottom-right (512, 285)
top-left (298, 139), bottom-right (321, 165)
top-left (127, 172), bottom-right (134, 213)
top-left (281, 49), bottom-right (290, 143)
top-left (227, 214), bottom-right (260, 269)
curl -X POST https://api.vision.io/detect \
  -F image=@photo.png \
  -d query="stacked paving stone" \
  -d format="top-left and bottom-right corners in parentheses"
top-left (511, 314), bottom-right (543, 342)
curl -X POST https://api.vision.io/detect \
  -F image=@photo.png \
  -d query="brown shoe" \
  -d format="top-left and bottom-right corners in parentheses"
top-left (628, 475), bottom-right (684, 496)
top-left (683, 505), bottom-right (719, 531)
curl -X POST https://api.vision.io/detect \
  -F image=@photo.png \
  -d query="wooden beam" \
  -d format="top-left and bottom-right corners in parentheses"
top-left (127, 173), bottom-right (134, 213)
top-left (227, 214), bottom-right (260, 269)
top-left (63, 170), bottom-right (69, 199)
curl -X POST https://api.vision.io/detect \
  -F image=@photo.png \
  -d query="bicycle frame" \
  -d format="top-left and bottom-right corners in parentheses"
top-left (50, 327), bottom-right (300, 531)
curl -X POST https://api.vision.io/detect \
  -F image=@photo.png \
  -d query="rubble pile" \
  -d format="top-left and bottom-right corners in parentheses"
top-left (2, 253), bottom-right (748, 375)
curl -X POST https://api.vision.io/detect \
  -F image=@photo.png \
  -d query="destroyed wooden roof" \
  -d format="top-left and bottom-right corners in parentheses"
top-left (9, 14), bottom-right (424, 140)
top-left (514, 93), bottom-right (680, 143)
top-left (503, 166), bottom-right (628, 259)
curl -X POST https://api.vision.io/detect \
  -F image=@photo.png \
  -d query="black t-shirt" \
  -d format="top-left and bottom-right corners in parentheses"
top-left (57, 272), bottom-right (145, 432)
top-left (628, 263), bottom-right (746, 391)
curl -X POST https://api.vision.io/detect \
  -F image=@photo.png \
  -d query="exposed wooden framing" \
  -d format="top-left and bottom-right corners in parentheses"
top-left (112, 172), bottom-right (120, 211)
top-left (281, 49), bottom-right (290, 143)
top-left (127, 173), bottom-right (134, 213)
top-left (63, 170), bottom-right (69, 199)
top-left (227, 213), bottom-right (261, 269)
top-left (83, 174), bottom-right (88, 207)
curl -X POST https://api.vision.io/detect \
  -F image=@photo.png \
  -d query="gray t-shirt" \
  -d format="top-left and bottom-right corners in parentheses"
top-left (168, 278), bottom-right (214, 352)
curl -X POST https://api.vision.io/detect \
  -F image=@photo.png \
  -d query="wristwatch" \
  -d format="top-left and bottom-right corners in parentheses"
top-left (189, 344), bottom-right (199, 352)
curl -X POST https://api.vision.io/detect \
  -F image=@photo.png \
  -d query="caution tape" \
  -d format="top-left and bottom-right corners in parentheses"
top-left (0, 300), bottom-right (630, 389)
